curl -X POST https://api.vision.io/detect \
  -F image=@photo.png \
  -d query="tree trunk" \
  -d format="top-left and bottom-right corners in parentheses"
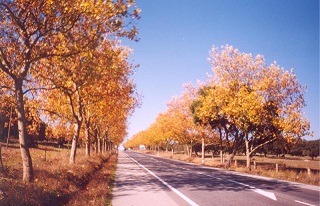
top-left (157, 145), bottom-right (159, 156)
top-left (225, 149), bottom-right (236, 168)
top-left (219, 127), bottom-right (223, 163)
top-left (104, 138), bottom-right (107, 152)
top-left (98, 138), bottom-right (101, 153)
top-left (245, 134), bottom-right (251, 170)
top-left (85, 125), bottom-right (90, 156)
top-left (201, 138), bottom-right (205, 165)
top-left (15, 81), bottom-right (34, 183)
top-left (6, 106), bottom-right (13, 150)
top-left (69, 123), bottom-right (80, 164)
top-left (94, 130), bottom-right (99, 154)
top-left (103, 138), bottom-right (106, 152)
top-left (186, 144), bottom-right (189, 157)
top-left (95, 139), bottom-right (98, 153)
top-left (0, 144), bottom-right (4, 171)
top-left (106, 142), bottom-right (110, 151)
top-left (246, 151), bottom-right (251, 170)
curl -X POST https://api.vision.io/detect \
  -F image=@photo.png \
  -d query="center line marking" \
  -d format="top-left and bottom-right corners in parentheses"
top-left (127, 154), bottom-right (199, 206)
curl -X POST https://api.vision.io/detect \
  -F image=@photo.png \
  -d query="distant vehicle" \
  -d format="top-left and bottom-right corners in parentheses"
top-left (139, 145), bottom-right (146, 150)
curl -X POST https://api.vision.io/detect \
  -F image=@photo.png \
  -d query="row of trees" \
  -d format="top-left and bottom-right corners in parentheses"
top-left (125, 45), bottom-right (313, 169)
top-left (0, 0), bottom-right (140, 183)
top-left (289, 139), bottom-right (319, 159)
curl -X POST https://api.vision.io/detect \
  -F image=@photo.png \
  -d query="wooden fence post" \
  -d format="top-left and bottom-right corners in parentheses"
top-left (307, 168), bottom-right (311, 176)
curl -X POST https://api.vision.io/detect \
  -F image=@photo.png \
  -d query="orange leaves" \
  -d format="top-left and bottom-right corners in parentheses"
top-left (127, 83), bottom-right (214, 149)
top-left (0, 0), bottom-right (140, 181)
top-left (38, 37), bottom-right (138, 147)
top-left (127, 40), bottom-right (311, 159)
top-left (203, 44), bottom-right (311, 141)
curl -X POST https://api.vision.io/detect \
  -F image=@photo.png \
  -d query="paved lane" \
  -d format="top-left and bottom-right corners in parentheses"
top-left (112, 151), bottom-right (187, 206)
top-left (113, 151), bottom-right (320, 206)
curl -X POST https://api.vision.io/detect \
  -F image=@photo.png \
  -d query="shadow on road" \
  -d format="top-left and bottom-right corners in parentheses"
top-left (125, 152), bottom-right (306, 194)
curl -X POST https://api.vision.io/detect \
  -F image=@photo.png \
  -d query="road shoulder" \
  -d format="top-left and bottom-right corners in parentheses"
top-left (112, 151), bottom-right (180, 206)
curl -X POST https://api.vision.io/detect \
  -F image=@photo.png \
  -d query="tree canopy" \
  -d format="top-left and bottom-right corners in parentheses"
top-left (0, 0), bottom-right (140, 182)
top-left (126, 45), bottom-right (312, 170)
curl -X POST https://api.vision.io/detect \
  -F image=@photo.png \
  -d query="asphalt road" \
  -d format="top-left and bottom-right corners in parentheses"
top-left (112, 151), bottom-right (320, 206)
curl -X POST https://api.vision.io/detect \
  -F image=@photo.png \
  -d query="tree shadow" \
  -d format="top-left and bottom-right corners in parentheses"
top-left (121, 151), bottom-right (316, 197)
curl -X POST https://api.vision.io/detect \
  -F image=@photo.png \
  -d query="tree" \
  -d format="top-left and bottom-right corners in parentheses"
top-left (0, 95), bottom-right (43, 145)
top-left (0, 0), bottom-right (140, 182)
top-left (303, 139), bottom-right (319, 159)
top-left (39, 38), bottom-right (139, 162)
top-left (166, 83), bottom-right (209, 157)
top-left (195, 45), bottom-right (312, 170)
top-left (191, 85), bottom-right (243, 165)
top-left (82, 42), bottom-right (139, 155)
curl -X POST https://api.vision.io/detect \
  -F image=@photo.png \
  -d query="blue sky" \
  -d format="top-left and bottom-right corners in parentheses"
top-left (125, 0), bottom-right (319, 141)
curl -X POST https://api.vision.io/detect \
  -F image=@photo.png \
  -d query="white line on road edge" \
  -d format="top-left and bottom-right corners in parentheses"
top-left (294, 200), bottom-right (316, 206)
top-left (126, 154), bottom-right (199, 206)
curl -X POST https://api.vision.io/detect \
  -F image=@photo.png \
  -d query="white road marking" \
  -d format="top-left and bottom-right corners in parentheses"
top-left (228, 180), bottom-right (277, 201)
top-left (133, 152), bottom-right (320, 206)
top-left (228, 180), bottom-right (255, 189)
top-left (294, 200), bottom-right (316, 206)
top-left (127, 154), bottom-right (199, 206)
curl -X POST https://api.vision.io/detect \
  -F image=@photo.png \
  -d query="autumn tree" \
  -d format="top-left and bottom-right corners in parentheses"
top-left (124, 130), bottom-right (146, 150)
top-left (0, 0), bottom-right (140, 182)
top-left (0, 94), bottom-right (15, 139)
top-left (141, 122), bottom-right (167, 153)
top-left (90, 83), bottom-right (138, 154)
top-left (38, 35), bottom-right (139, 162)
top-left (166, 83), bottom-right (211, 157)
top-left (38, 42), bottom-right (134, 162)
top-left (0, 1), bottom-right (83, 182)
top-left (80, 42), bottom-right (138, 156)
top-left (126, 83), bottom-right (214, 157)
top-left (195, 45), bottom-right (311, 169)
top-left (83, 43), bottom-right (138, 155)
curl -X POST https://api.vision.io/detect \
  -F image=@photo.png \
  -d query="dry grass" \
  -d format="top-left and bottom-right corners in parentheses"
top-left (0, 143), bottom-right (117, 205)
top-left (143, 150), bottom-right (320, 186)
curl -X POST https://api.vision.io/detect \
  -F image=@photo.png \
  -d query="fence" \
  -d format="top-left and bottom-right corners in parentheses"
top-left (233, 159), bottom-right (319, 175)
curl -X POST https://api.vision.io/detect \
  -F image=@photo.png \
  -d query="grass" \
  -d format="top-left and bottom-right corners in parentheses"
top-left (0, 142), bottom-right (117, 206)
top-left (144, 150), bottom-right (320, 186)
top-left (1, 143), bottom-right (317, 205)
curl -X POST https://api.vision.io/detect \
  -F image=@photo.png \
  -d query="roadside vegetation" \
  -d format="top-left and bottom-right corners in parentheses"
top-left (0, 140), bottom-right (117, 205)
top-left (125, 45), bottom-right (317, 186)
top-left (0, 0), bottom-right (140, 184)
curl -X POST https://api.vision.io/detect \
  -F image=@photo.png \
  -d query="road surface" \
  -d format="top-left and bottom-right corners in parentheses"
top-left (112, 151), bottom-right (319, 206)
